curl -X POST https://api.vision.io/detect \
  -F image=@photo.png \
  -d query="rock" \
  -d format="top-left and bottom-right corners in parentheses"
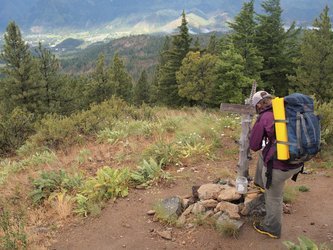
top-left (217, 186), bottom-right (242, 202)
top-left (197, 184), bottom-right (222, 200)
top-left (191, 203), bottom-right (205, 214)
top-left (203, 210), bottom-right (214, 220)
top-left (157, 230), bottom-right (172, 240)
top-left (147, 210), bottom-right (156, 216)
top-left (177, 214), bottom-right (186, 226)
top-left (181, 198), bottom-right (190, 209)
top-left (216, 214), bottom-right (244, 231)
top-left (200, 199), bottom-right (218, 209)
top-left (160, 196), bottom-right (183, 218)
top-left (283, 203), bottom-right (292, 214)
top-left (213, 211), bottom-right (223, 219)
top-left (215, 201), bottom-right (240, 220)
top-left (182, 204), bottom-right (194, 216)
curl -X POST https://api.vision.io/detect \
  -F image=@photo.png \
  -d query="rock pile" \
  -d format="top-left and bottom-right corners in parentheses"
top-left (149, 180), bottom-right (267, 235)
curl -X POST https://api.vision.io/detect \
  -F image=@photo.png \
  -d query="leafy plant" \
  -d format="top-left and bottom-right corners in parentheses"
top-left (283, 236), bottom-right (331, 250)
top-left (80, 167), bottom-right (130, 202)
top-left (143, 141), bottom-right (180, 166)
top-left (30, 170), bottom-right (83, 205)
top-left (131, 158), bottom-right (172, 187)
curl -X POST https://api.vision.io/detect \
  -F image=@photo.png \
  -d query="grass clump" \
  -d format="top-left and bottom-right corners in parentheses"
top-left (215, 219), bottom-right (240, 238)
top-left (0, 206), bottom-right (27, 250)
top-left (297, 185), bottom-right (310, 192)
top-left (283, 186), bottom-right (299, 203)
top-left (153, 201), bottom-right (178, 226)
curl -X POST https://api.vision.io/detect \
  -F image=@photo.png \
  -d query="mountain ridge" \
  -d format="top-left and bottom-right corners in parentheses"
top-left (1, 0), bottom-right (332, 34)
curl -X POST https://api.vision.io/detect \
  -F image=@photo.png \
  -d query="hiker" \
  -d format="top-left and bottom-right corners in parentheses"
top-left (249, 91), bottom-right (303, 239)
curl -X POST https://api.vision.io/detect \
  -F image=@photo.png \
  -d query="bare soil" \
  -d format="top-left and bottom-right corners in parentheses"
top-left (50, 158), bottom-right (333, 250)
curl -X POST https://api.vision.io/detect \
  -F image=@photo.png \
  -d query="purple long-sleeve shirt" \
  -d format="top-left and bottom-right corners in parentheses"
top-left (250, 106), bottom-right (301, 171)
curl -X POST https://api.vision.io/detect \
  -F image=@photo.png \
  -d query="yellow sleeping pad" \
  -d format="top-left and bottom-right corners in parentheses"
top-left (272, 97), bottom-right (290, 160)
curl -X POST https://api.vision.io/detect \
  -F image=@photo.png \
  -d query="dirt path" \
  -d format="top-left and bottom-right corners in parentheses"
top-left (50, 165), bottom-right (333, 250)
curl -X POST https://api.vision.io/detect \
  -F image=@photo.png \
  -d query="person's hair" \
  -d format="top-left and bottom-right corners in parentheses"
top-left (256, 97), bottom-right (272, 113)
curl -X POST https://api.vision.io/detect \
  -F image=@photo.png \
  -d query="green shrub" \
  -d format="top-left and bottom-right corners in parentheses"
top-left (0, 108), bottom-right (35, 156)
top-left (316, 100), bottom-right (333, 146)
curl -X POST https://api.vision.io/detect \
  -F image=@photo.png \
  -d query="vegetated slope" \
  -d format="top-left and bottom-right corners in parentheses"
top-left (59, 33), bottom-right (219, 80)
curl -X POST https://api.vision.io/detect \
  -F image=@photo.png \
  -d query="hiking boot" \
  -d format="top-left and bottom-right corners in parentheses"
top-left (253, 221), bottom-right (280, 239)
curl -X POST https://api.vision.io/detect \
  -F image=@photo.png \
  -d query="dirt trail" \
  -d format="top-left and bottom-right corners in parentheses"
top-left (50, 166), bottom-right (333, 250)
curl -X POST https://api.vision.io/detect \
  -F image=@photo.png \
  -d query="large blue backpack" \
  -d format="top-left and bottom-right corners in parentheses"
top-left (283, 93), bottom-right (321, 164)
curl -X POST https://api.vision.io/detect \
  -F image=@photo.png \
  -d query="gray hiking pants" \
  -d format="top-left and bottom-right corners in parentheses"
top-left (254, 153), bottom-right (302, 236)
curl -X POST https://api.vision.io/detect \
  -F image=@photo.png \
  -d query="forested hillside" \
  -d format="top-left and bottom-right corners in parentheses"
top-left (0, 2), bottom-right (332, 156)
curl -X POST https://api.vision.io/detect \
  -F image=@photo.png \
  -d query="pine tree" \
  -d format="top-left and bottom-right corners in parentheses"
top-left (85, 53), bottom-right (113, 104)
top-left (215, 44), bottom-right (253, 104)
top-left (256, 0), bottom-right (297, 96)
top-left (35, 42), bottom-right (61, 113)
top-left (193, 37), bottom-right (201, 52)
top-left (133, 70), bottom-right (150, 105)
top-left (157, 11), bottom-right (192, 106)
top-left (176, 51), bottom-right (219, 106)
top-left (289, 6), bottom-right (333, 102)
top-left (229, 0), bottom-right (263, 82)
top-left (109, 53), bottom-right (132, 102)
top-left (206, 33), bottom-right (219, 55)
top-left (0, 21), bottom-right (39, 113)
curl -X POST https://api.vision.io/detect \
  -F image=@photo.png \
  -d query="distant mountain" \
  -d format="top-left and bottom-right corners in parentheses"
top-left (0, 0), bottom-right (332, 35)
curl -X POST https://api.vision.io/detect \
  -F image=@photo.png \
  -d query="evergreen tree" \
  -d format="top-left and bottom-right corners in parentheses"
top-left (206, 33), bottom-right (219, 55)
top-left (256, 0), bottom-right (297, 96)
top-left (85, 53), bottom-right (112, 104)
top-left (289, 6), bottom-right (333, 102)
top-left (215, 44), bottom-right (253, 103)
top-left (109, 53), bottom-right (133, 102)
top-left (133, 70), bottom-right (150, 105)
top-left (177, 51), bottom-right (219, 106)
top-left (0, 21), bottom-right (39, 113)
top-left (193, 37), bottom-right (201, 52)
top-left (157, 11), bottom-right (192, 106)
top-left (35, 42), bottom-right (61, 113)
top-left (229, 0), bottom-right (263, 82)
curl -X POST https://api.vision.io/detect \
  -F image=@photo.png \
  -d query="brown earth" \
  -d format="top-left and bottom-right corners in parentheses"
top-left (49, 158), bottom-right (333, 250)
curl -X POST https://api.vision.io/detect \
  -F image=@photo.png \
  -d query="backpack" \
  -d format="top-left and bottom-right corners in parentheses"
top-left (278, 93), bottom-right (321, 164)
